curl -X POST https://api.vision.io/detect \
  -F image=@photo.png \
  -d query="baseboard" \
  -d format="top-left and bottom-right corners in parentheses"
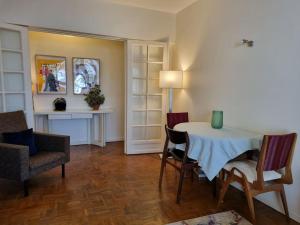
top-left (71, 140), bottom-right (90, 145)
top-left (106, 137), bottom-right (124, 142)
top-left (291, 211), bottom-right (300, 223)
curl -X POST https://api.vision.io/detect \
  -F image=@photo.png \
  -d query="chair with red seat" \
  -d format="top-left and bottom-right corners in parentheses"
top-left (217, 133), bottom-right (297, 223)
top-left (167, 112), bottom-right (189, 129)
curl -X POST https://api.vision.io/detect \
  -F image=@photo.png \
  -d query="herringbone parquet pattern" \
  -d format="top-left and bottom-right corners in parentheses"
top-left (0, 142), bottom-right (298, 225)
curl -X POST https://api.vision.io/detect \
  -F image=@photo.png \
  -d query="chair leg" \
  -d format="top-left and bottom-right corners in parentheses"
top-left (216, 170), bottom-right (225, 197)
top-left (176, 167), bottom-right (186, 204)
top-left (23, 180), bottom-right (29, 197)
top-left (62, 164), bottom-right (65, 178)
top-left (212, 177), bottom-right (218, 198)
top-left (190, 168), bottom-right (194, 183)
top-left (243, 179), bottom-right (256, 223)
top-left (159, 156), bottom-right (167, 188)
top-left (280, 185), bottom-right (289, 218)
top-left (217, 172), bottom-right (232, 207)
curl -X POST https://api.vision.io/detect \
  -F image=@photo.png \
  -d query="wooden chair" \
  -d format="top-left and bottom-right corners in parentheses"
top-left (217, 133), bottom-right (297, 223)
top-left (159, 125), bottom-right (198, 203)
top-left (167, 112), bottom-right (189, 129)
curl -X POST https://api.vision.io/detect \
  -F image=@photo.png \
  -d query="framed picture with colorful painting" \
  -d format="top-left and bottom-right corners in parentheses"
top-left (35, 55), bottom-right (67, 94)
top-left (72, 57), bottom-right (100, 95)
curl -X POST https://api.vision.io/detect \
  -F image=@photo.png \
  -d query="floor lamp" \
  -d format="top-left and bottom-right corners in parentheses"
top-left (159, 71), bottom-right (183, 113)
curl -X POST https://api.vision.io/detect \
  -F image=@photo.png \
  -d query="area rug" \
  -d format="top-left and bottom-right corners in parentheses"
top-left (166, 210), bottom-right (252, 225)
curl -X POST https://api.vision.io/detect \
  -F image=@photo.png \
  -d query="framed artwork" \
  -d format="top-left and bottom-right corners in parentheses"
top-left (35, 55), bottom-right (67, 94)
top-left (73, 57), bottom-right (100, 94)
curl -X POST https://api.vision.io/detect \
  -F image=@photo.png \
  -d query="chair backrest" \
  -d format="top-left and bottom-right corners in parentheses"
top-left (167, 112), bottom-right (189, 129)
top-left (165, 125), bottom-right (189, 145)
top-left (164, 126), bottom-right (190, 162)
top-left (259, 133), bottom-right (297, 171)
top-left (0, 111), bottom-right (28, 141)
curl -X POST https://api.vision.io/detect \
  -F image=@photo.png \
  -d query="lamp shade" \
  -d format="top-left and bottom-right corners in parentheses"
top-left (159, 71), bottom-right (183, 89)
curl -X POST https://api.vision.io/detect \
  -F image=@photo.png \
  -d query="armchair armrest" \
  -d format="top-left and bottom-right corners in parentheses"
top-left (0, 143), bottom-right (30, 181)
top-left (34, 132), bottom-right (70, 161)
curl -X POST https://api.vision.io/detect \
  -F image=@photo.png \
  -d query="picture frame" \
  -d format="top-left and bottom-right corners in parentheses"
top-left (35, 55), bottom-right (67, 94)
top-left (72, 57), bottom-right (100, 95)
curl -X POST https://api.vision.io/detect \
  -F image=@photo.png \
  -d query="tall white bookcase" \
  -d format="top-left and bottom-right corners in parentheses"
top-left (0, 23), bottom-right (33, 127)
top-left (125, 40), bottom-right (168, 154)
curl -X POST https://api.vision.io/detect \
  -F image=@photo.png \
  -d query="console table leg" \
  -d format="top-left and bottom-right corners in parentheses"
top-left (100, 113), bottom-right (106, 147)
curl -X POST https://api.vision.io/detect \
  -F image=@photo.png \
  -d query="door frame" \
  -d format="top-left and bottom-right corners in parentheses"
top-left (124, 40), bottom-right (169, 154)
top-left (0, 22), bottom-right (34, 128)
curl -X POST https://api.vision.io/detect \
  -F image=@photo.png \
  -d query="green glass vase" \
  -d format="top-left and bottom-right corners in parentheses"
top-left (211, 110), bottom-right (223, 129)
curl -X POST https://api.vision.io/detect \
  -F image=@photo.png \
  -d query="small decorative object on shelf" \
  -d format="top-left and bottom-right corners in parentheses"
top-left (211, 110), bottom-right (223, 129)
top-left (84, 85), bottom-right (105, 110)
top-left (53, 98), bottom-right (66, 111)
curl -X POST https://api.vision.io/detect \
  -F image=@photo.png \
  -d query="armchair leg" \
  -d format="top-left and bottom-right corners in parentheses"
top-left (23, 180), bottom-right (29, 197)
top-left (62, 164), bottom-right (65, 178)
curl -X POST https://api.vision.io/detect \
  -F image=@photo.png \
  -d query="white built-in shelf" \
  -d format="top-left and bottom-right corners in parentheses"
top-left (148, 61), bottom-right (163, 64)
top-left (132, 108), bottom-right (162, 112)
top-left (132, 76), bottom-right (146, 79)
top-left (3, 70), bottom-right (24, 74)
top-left (0, 91), bottom-right (25, 94)
top-left (126, 41), bottom-right (167, 154)
top-left (131, 124), bottom-right (161, 127)
top-left (132, 60), bottom-right (163, 65)
top-left (133, 60), bottom-right (147, 64)
top-left (1, 48), bottom-right (22, 53)
top-left (132, 93), bottom-right (162, 96)
top-left (132, 139), bottom-right (161, 144)
top-left (132, 76), bottom-right (160, 80)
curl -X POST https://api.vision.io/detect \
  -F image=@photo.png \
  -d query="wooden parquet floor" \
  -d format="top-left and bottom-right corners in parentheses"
top-left (0, 142), bottom-right (299, 225)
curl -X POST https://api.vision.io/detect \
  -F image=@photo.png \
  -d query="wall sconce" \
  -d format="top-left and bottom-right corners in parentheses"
top-left (241, 39), bottom-right (254, 47)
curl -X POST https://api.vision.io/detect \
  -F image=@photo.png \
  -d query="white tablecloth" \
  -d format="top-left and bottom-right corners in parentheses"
top-left (174, 122), bottom-right (262, 180)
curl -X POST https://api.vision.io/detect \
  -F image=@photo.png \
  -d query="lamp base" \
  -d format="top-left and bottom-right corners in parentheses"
top-left (168, 88), bottom-right (173, 113)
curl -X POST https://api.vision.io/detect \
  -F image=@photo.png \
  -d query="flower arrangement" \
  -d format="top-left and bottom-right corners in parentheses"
top-left (84, 85), bottom-right (105, 110)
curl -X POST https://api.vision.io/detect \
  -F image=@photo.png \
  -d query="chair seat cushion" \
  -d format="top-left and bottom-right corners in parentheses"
top-left (224, 160), bottom-right (282, 183)
top-left (30, 151), bottom-right (65, 170)
top-left (168, 148), bottom-right (196, 163)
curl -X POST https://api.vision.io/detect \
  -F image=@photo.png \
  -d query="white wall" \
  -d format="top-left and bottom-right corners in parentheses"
top-left (0, 0), bottom-right (175, 42)
top-left (30, 31), bottom-right (124, 142)
top-left (175, 0), bottom-right (300, 222)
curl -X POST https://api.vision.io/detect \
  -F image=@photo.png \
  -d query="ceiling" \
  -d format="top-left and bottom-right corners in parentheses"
top-left (101, 0), bottom-right (198, 13)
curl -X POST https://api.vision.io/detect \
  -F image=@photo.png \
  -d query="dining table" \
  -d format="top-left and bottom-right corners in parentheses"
top-left (174, 122), bottom-right (263, 181)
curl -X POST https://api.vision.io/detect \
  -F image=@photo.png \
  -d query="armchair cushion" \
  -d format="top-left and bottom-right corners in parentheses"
top-left (224, 160), bottom-right (282, 183)
top-left (34, 132), bottom-right (70, 162)
top-left (3, 128), bottom-right (37, 156)
top-left (30, 151), bottom-right (65, 170)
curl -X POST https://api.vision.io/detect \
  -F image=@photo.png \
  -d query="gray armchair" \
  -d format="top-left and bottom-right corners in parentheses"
top-left (0, 111), bottom-right (70, 196)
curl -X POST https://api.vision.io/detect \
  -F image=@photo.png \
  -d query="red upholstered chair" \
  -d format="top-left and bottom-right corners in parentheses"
top-left (167, 112), bottom-right (189, 129)
top-left (218, 133), bottom-right (297, 223)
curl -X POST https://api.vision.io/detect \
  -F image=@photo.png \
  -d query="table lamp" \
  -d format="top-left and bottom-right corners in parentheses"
top-left (159, 71), bottom-right (183, 112)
